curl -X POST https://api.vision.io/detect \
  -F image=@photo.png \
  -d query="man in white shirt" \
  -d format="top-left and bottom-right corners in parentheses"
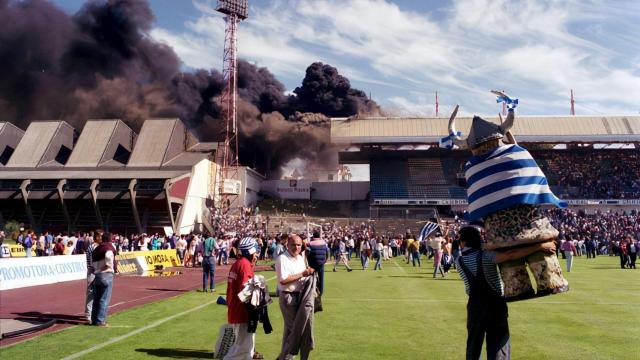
top-left (275, 235), bottom-right (315, 360)
top-left (347, 236), bottom-right (355, 260)
top-left (176, 235), bottom-right (188, 263)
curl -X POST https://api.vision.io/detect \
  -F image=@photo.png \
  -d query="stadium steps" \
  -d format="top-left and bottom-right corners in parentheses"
top-left (370, 159), bottom-right (408, 199)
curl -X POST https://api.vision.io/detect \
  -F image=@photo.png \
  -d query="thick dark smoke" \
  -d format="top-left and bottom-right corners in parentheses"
top-left (293, 62), bottom-right (380, 117)
top-left (0, 0), bottom-right (378, 176)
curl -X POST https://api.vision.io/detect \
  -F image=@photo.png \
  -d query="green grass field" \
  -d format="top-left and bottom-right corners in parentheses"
top-left (2, 255), bottom-right (639, 359)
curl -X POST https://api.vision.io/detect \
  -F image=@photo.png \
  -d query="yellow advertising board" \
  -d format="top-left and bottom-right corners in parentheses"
top-left (116, 249), bottom-right (181, 270)
top-left (2, 244), bottom-right (37, 258)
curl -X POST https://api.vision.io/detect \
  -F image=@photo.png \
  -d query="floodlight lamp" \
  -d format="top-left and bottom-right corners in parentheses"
top-left (216, 0), bottom-right (249, 19)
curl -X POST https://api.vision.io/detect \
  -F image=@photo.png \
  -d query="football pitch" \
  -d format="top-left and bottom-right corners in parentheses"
top-left (2, 255), bottom-right (638, 360)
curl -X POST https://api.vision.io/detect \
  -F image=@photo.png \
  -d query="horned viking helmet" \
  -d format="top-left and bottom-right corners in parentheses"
top-left (447, 105), bottom-right (515, 150)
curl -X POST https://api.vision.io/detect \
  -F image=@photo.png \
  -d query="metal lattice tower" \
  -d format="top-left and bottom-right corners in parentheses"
top-left (215, 0), bottom-right (248, 212)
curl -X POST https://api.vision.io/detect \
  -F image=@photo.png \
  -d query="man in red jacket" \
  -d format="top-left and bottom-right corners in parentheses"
top-left (224, 237), bottom-right (263, 360)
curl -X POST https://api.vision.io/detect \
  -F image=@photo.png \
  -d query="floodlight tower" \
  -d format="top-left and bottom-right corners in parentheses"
top-left (570, 89), bottom-right (575, 115)
top-left (216, 0), bottom-right (248, 211)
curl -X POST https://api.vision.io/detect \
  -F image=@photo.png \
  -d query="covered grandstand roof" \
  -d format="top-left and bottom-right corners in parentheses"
top-left (0, 122), bottom-right (25, 166)
top-left (0, 169), bottom-right (194, 180)
top-left (127, 118), bottom-right (199, 167)
top-left (66, 119), bottom-right (136, 168)
top-left (6, 121), bottom-right (75, 168)
top-left (0, 118), bottom-right (215, 180)
top-left (331, 115), bottom-right (640, 144)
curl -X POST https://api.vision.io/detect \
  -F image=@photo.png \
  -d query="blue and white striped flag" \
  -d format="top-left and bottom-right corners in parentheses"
top-left (496, 95), bottom-right (518, 109)
top-left (417, 221), bottom-right (440, 241)
top-left (464, 144), bottom-right (566, 220)
top-left (439, 131), bottom-right (463, 149)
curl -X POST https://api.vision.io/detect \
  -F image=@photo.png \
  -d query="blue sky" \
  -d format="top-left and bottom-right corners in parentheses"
top-left (53, 0), bottom-right (640, 118)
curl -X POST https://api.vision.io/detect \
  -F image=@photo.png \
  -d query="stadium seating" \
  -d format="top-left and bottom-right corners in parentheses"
top-left (370, 159), bottom-right (408, 199)
top-left (370, 149), bottom-right (640, 201)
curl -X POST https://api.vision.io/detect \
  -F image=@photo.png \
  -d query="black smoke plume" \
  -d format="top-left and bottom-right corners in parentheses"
top-left (0, 0), bottom-right (378, 176)
top-left (293, 62), bottom-right (379, 117)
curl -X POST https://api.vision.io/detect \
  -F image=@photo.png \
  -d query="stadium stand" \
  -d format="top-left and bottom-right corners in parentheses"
top-left (334, 115), bottom-right (640, 219)
top-left (368, 149), bottom-right (640, 203)
top-left (370, 159), bottom-right (408, 199)
top-left (0, 119), bottom-right (217, 235)
top-left (534, 149), bottom-right (640, 199)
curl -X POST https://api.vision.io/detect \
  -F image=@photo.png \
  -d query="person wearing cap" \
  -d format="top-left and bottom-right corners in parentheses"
top-left (224, 237), bottom-right (263, 360)
top-left (457, 225), bottom-right (556, 360)
top-left (275, 234), bottom-right (315, 360)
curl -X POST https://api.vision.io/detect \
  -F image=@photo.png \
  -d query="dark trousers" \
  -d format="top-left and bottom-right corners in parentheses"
top-left (202, 256), bottom-right (215, 290)
top-left (629, 253), bottom-right (637, 269)
top-left (620, 254), bottom-right (629, 268)
top-left (466, 299), bottom-right (510, 360)
top-left (312, 264), bottom-right (325, 295)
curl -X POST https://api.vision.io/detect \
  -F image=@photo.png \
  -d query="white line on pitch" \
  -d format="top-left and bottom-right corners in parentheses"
top-left (391, 258), bottom-right (406, 273)
top-left (63, 275), bottom-right (276, 359)
top-left (61, 300), bottom-right (215, 360)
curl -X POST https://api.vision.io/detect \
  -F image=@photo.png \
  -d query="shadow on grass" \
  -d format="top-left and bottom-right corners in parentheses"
top-left (12, 312), bottom-right (86, 325)
top-left (135, 348), bottom-right (212, 358)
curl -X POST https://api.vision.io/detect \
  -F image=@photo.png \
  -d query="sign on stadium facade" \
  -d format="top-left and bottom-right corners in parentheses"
top-left (262, 179), bottom-right (312, 200)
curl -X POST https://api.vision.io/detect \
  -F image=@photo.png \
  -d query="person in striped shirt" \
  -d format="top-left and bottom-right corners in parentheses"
top-left (84, 232), bottom-right (99, 324)
top-left (457, 226), bottom-right (556, 360)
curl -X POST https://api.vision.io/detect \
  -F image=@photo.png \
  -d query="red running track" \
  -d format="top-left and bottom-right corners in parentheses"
top-left (0, 263), bottom-right (272, 347)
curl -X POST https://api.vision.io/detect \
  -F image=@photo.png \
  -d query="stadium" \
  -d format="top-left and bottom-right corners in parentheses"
top-left (2, 115), bottom-right (638, 236)
top-left (334, 114), bottom-right (640, 217)
top-left (1, 0), bottom-right (639, 359)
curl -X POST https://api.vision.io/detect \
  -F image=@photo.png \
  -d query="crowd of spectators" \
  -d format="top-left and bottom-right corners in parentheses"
top-left (544, 208), bottom-right (638, 268)
top-left (6, 205), bottom-right (638, 271)
top-left (534, 150), bottom-right (640, 199)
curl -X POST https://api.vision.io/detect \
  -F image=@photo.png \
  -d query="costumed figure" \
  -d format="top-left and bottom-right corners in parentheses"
top-left (441, 91), bottom-right (569, 301)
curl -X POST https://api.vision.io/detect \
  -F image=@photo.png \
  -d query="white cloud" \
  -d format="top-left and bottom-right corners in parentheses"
top-left (151, 0), bottom-right (640, 116)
